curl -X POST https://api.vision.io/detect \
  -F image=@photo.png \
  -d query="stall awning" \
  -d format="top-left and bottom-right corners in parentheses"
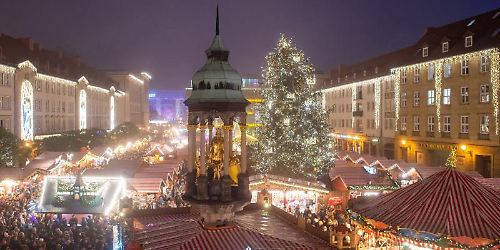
top-left (128, 178), bottom-right (164, 193)
top-left (354, 168), bottom-right (500, 240)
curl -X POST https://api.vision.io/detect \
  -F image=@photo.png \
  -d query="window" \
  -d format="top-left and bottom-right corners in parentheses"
top-left (401, 116), bottom-right (407, 131)
top-left (413, 116), bottom-right (420, 131)
top-left (443, 116), bottom-right (451, 132)
top-left (443, 62), bottom-right (451, 78)
top-left (401, 70), bottom-right (407, 84)
top-left (414, 67), bottom-right (420, 82)
top-left (480, 56), bottom-right (489, 72)
top-left (480, 115), bottom-right (490, 134)
top-left (442, 42), bottom-right (449, 53)
top-left (465, 35), bottom-right (473, 47)
top-left (401, 92), bottom-right (407, 107)
top-left (461, 87), bottom-right (469, 104)
top-left (460, 116), bottom-right (469, 133)
top-left (443, 88), bottom-right (451, 105)
top-left (461, 59), bottom-right (469, 75)
top-left (480, 85), bottom-right (490, 103)
top-left (46, 100), bottom-right (49, 112)
top-left (428, 64), bottom-right (435, 80)
top-left (427, 90), bottom-right (435, 105)
top-left (422, 47), bottom-right (428, 57)
top-left (413, 91), bottom-right (420, 106)
top-left (427, 116), bottom-right (435, 132)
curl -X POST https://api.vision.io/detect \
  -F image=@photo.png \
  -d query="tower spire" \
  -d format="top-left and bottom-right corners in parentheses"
top-left (216, 4), bottom-right (220, 36)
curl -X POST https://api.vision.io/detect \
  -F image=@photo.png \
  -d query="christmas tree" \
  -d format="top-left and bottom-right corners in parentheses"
top-left (445, 147), bottom-right (457, 168)
top-left (253, 35), bottom-right (334, 180)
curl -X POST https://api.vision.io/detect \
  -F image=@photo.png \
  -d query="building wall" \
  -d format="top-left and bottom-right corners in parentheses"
top-left (108, 73), bottom-right (150, 128)
top-left (395, 49), bottom-right (500, 177)
top-left (0, 60), bottom-right (144, 140)
top-left (322, 76), bottom-right (396, 158)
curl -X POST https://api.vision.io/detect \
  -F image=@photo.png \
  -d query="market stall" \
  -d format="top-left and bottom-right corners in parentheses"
top-left (350, 168), bottom-right (500, 249)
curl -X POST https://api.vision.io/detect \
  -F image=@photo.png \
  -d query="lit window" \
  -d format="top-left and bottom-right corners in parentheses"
top-left (422, 47), bottom-right (428, 57)
top-left (443, 116), bottom-right (451, 132)
top-left (428, 64), bottom-right (435, 80)
top-left (480, 115), bottom-right (490, 134)
top-left (443, 62), bottom-right (451, 78)
top-left (461, 87), bottom-right (469, 104)
top-left (401, 92), bottom-right (407, 107)
top-left (401, 69), bottom-right (407, 84)
top-left (460, 116), bottom-right (469, 133)
top-left (480, 56), bottom-right (489, 72)
top-left (465, 35), bottom-right (473, 47)
top-left (442, 42), bottom-right (449, 53)
top-left (443, 88), bottom-right (451, 105)
top-left (401, 116), bottom-right (407, 131)
top-left (427, 116), bottom-right (435, 132)
top-left (480, 85), bottom-right (490, 103)
top-left (414, 67), bottom-right (420, 83)
top-left (413, 116), bottom-right (420, 131)
top-left (461, 59), bottom-right (469, 75)
top-left (413, 91), bottom-right (420, 106)
top-left (427, 90), bottom-right (435, 105)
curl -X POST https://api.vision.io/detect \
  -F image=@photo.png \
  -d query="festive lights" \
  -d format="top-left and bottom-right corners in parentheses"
top-left (392, 48), bottom-right (499, 134)
top-left (88, 85), bottom-right (110, 93)
top-left (253, 34), bottom-right (334, 179)
top-left (36, 73), bottom-right (76, 86)
top-left (128, 74), bottom-right (144, 84)
top-left (20, 80), bottom-right (34, 141)
top-left (110, 95), bottom-right (115, 130)
top-left (17, 60), bottom-right (37, 72)
top-left (141, 72), bottom-right (152, 80)
top-left (79, 89), bottom-right (87, 130)
top-left (393, 69), bottom-right (401, 131)
top-left (0, 64), bottom-right (16, 74)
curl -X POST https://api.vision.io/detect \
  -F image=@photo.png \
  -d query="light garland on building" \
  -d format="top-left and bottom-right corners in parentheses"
top-left (88, 85), bottom-right (110, 93)
top-left (434, 61), bottom-right (443, 132)
top-left (374, 79), bottom-right (381, 128)
top-left (322, 75), bottom-right (390, 130)
top-left (392, 48), bottom-right (499, 134)
top-left (17, 60), bottom-right (37, 72)
top-left (392, 69), bottom-right (401, 131)
top-left (491, 50), bottom-right (500, 135)
top-left (129, 74), bottom-right (144, 84)
top-left (351, 85), bottom-right (356, 128)
top-left (36, 73), bottom-right (76, 86)
top-left (0, 64), bottom-right (16, 74)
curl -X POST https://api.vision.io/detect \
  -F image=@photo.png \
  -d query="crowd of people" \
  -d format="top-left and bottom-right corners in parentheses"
top-left (286, 204), bottom-right (351, 233)
top-left (0, 184), bottom-right (121, 250)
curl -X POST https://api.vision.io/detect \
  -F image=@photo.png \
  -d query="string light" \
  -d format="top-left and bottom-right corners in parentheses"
top-left (0, 64), bottom-right (16, 74)
top-left (36, 73), bottom-right (76, 86)
top-left (17, 60), bottom-right (37, 72)
top-left (393, 69), bottom-right (401, 131)
top-left (128, 74), bottom-right (144, 84)
top-left (392, 48), bottom-right (499, 134)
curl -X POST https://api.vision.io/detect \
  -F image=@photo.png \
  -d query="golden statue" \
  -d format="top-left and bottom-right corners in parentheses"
top-left (195, 127), bottom-right (240, 185)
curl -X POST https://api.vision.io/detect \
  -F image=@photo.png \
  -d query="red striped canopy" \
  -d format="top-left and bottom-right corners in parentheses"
top-left (355, 168), bottom-right (500, 240)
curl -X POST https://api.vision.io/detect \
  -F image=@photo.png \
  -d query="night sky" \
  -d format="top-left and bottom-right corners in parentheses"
top-left (1, 1), bottom-right (498, 90)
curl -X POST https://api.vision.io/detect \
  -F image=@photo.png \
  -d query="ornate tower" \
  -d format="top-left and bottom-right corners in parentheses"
top-left (184, 5), bottom-right (251, 227)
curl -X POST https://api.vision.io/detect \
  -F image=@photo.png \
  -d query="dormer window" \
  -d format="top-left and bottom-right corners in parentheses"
top-left (422, 47), bottom-right (429, 57)
top-left (442, 42), bottom-right (449, 53)
top-left (465, 35), bottom-right (473, 47)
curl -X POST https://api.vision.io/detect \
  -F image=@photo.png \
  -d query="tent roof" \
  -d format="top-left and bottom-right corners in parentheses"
top-left (330, 166), bottom-right (396, 188)
top-left (354, 168), bottom-right (500, 239)
top-left (128, 178), bottom-right (164, 193)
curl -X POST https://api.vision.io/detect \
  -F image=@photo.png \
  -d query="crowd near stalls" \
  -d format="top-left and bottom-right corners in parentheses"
top-left (0, 182), bottom-right (120, 250)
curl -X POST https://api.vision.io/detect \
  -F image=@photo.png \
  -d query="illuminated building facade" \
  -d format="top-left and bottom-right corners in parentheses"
top-left (320, 9), bottom-right (500, 177)
top-left (0, 34), bottom-right (151, 140)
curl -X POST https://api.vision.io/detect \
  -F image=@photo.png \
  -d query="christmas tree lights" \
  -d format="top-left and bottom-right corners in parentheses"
top-left (253, 34), bottom-right (334, 180)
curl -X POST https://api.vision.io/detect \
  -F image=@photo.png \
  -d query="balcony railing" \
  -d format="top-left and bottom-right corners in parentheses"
top-left (353, 110), bottom-right (363, 117)
top-left (441, 132), bottom-right (451, 138)
top-left (478, 133), bottom-right (490, 140)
